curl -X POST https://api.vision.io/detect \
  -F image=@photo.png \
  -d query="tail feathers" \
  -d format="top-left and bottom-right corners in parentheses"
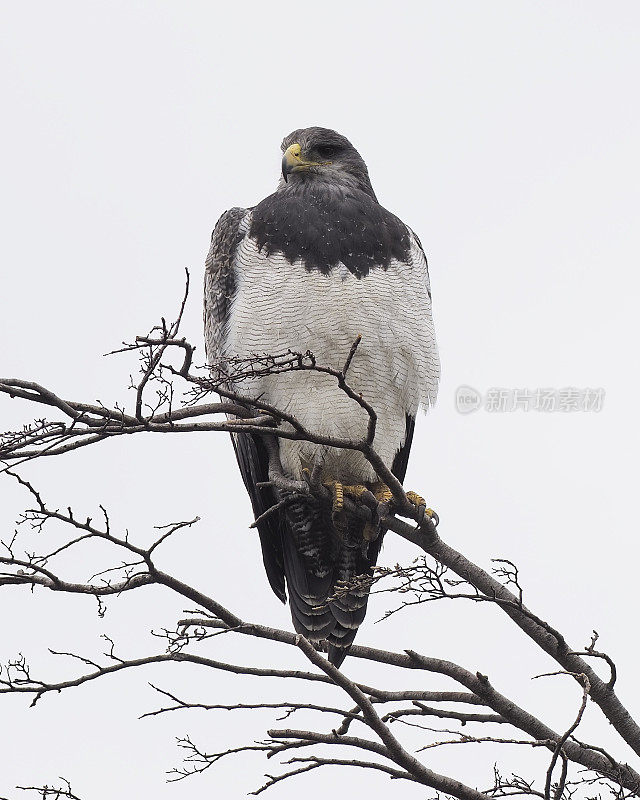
top-left (326, 589), bottom-right (371, 667)
top-left (327, 642), bottom-right (351, 669)
top-left (328, 596), bottom-right (368, 629)
top-left (281, 492), bottom-right (382, 668)
top-left (288, 589), bottom-right (335, 639)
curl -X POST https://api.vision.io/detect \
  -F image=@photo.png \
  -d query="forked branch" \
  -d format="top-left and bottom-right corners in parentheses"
top-left (1, 282), bottom-right (638, 798)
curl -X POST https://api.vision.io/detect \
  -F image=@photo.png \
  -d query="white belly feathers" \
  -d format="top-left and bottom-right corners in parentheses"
top-left (225, 231), bottom-right (439, 483)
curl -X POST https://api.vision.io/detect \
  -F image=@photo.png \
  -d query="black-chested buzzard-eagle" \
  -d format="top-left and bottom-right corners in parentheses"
top-left (204, 127), bottom-right (439, 666)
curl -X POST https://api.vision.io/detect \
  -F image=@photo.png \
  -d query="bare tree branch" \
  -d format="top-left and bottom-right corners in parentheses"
top-left (2, 284), bottom-right (639, 798)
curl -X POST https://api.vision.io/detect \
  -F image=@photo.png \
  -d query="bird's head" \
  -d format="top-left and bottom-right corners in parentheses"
top-left (279, 127), bottom-right (376, 198)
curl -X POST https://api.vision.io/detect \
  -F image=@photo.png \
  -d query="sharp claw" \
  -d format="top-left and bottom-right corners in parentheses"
top-left (426, 508), bottom-right (439, 527)
top-left (403, 491), bottom-right (439, 527)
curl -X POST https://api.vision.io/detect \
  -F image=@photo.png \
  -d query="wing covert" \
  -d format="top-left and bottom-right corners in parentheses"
top-left (203, 206), bottom-right (286, 604)
top-left (203, 206), bottom-right (249, 365)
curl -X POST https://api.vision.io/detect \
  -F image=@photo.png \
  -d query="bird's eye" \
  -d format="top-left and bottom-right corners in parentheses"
top-left (316, 145), bottom-right (341, 159)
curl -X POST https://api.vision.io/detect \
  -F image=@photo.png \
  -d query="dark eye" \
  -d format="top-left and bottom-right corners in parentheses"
top-left (316, 144), bottom-right (341, 159)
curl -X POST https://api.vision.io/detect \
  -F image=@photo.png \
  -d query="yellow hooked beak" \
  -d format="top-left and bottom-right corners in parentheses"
top-left (281, 143), bottom-right (330, 181)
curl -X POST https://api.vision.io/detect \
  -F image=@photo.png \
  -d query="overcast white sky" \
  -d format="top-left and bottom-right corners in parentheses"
top-left (1, 2), bottom-right (639, 798)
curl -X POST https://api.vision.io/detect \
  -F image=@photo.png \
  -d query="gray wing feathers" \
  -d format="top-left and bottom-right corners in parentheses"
top-left (203, 206), bottom-right (249, 365)
top-left (407, 227), bottom-right (440, 409)
top-left (203, 206), bottom-right (287, 602)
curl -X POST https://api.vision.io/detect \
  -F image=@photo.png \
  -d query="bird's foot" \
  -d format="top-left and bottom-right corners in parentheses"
top-left (369, 482), bottom-right (394, 503)
top-left (369, 483), bottom-right (438, 526)
top-left (405, 490), bottom-right (438, 526)
top-left (323, 479), bottom-right (369, 515)
top-left (323, 479), bottom-right (344, 516)
top-left (323, 479), bottom-right (374, 538)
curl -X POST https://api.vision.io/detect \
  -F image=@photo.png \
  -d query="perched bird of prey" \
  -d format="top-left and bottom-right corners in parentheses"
top-left (204, 127), bottom-right (439, 666)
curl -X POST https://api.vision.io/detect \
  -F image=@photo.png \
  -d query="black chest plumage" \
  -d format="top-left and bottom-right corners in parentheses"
top-left (249, 184), bottom-right (411, 278)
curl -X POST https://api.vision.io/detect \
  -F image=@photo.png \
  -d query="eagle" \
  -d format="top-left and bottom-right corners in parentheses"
top-left (204, 127), bottom-right (439, 666)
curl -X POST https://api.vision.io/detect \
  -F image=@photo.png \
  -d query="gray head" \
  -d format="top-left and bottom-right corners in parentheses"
top-left (279, 127), bottom-right (376, 199)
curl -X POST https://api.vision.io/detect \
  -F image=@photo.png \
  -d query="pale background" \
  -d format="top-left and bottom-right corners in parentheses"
top-left (1, 1), bottom-right (639, 797)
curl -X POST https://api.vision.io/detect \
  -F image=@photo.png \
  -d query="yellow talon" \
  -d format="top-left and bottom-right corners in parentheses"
top-left (405, 491), bottom-right (438, 525)
top-left (323, 479), bottom-right (372, 515)
top-left (342, 483), bottom-right (369, 499)
top-left (370, 482), bottom-right (394, 503)
top-left (322, 480), bottom-right (344, 514)
top-left (406, 490), bottom-right (426, 508)
top-left (321, 479), bottom-right (434, 538)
